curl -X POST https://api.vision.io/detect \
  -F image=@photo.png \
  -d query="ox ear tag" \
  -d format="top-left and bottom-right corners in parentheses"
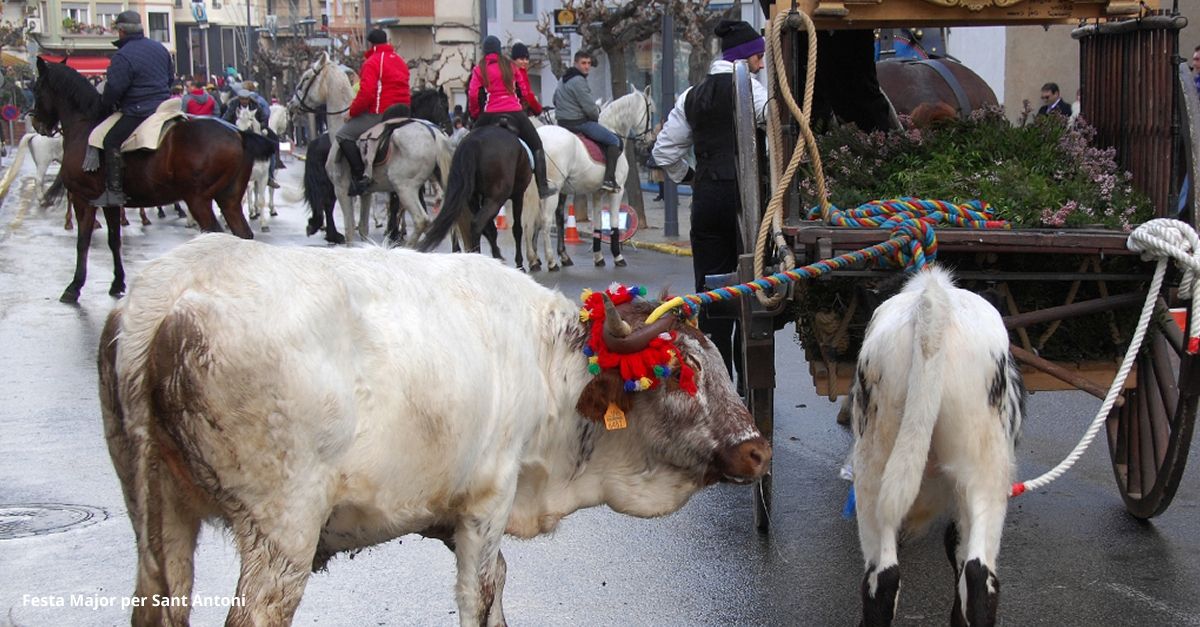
top-left (603, 403), bottom-right (627, 430)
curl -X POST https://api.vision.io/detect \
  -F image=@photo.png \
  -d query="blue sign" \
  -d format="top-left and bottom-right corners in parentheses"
top-left (2, 104), bottom-right (20, 122)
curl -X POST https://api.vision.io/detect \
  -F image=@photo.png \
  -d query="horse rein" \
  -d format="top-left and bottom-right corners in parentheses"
top-left (292, 66), bottom-right (350, 116)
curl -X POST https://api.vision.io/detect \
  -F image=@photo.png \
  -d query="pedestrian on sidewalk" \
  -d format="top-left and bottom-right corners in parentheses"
top-left (651, 19), bottom-right (768, 390)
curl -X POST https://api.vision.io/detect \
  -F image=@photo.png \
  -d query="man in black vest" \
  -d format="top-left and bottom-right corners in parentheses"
top-left (651, 19), bottom-right (767, 389)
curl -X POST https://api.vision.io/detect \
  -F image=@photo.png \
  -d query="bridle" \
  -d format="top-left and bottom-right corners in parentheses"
top-left (291, 63), bottom-right (350, 115)
top-left (625, 92), bottom-right (654, 149)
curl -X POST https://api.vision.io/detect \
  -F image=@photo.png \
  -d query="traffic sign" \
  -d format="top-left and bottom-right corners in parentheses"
top-left (553, 9), bottom-right (578, 34)
top-left (2, 104), bottom-right (20, 122)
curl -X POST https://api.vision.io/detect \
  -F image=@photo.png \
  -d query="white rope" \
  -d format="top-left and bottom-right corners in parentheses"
top-left (1014, 218), bottom-right (1200, 495)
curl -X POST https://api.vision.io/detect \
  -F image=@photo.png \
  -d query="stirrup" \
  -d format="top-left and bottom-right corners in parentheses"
top-left (348, 177), bottom-right (374, 196)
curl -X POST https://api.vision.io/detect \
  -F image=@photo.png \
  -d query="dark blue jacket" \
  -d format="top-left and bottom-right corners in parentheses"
top-left (101, 33), bottom-right (172, 116)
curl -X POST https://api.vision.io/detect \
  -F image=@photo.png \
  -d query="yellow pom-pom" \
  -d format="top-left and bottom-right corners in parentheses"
top-left (639, 377), bottom-right (653, 390)
top-left (580, 288), bottom-right (594, 302)
top-left (580, 309), bottom-right (591, 322)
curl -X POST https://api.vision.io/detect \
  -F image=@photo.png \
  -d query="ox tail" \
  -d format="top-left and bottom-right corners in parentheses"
top-left (241, 130), bottom-right (277, 163)
top-left (876, 268), bottom-right (951, 527)
top-left (303, 134), bottom-right (335, 222)
top-left (416, 136), bottom-right (478, 253)
top-left (0, 133), bottom-right (33, 200)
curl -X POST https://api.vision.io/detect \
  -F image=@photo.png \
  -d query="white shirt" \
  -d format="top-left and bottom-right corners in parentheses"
top-left (651, 59), bottom-right (768, 183)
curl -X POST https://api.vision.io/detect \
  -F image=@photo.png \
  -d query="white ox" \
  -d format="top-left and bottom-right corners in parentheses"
top-left (850, 266), bottom-right (1024, 627)
top-left (99, 234), bottom-right (770, 626)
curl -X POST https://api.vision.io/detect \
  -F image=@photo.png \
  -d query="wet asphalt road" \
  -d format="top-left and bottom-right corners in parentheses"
top-left (0, 164), bottom-right (1198, 626)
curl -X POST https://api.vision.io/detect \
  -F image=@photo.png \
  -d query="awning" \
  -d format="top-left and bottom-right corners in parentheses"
top-left (38, 54), bottom-right (111, 76)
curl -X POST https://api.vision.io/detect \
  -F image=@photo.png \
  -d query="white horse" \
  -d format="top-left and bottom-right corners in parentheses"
top-left (234, 106), bottom-right (274, 232)
top-left (0, 132), bottom-right (64, 210)
top-left (523, 87), bottom-right (654, 270)
top-left (268, 103), bottom-right (289, 140)
top-left (290, 52), bottom-right (452, 243)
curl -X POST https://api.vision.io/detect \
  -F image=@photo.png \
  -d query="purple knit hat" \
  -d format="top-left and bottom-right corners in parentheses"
top-left (717, 20), bottom-right (764, 62)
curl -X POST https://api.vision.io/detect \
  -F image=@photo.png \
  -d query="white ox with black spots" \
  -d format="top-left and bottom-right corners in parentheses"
top-left (849, 266), bottom-right (1024, 627)
top-left (99, 234), bottom-right (770, 626)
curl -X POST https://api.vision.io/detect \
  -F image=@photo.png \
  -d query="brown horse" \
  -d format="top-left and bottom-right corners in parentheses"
top-left (415, 122), bottom-right (531, 262)
top-left (876, 58), bottom-right (998, 119)
top-left (31, 57), bottom-right (275, 303)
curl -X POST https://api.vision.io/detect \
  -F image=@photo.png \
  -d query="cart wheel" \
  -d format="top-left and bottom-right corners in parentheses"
top-left (1106, 310), bottom-right (1199, 518)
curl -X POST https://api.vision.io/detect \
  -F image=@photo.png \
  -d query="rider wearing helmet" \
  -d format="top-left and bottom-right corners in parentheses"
top-left (338, 29), bottom-right (410, 196)
top-left (467, 35), bottom-right (556, 199)
top-left (96, 10), bottom-right (171, 206)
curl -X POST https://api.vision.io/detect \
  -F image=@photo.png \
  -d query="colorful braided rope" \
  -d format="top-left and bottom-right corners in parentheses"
top-left (646, 198), bottom-right (1009, 324)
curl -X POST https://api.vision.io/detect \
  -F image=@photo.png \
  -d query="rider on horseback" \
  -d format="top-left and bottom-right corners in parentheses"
top-left (510, 42), bottom-right (543, 118)
top-left (338, 29), bottom-right (410, 196)
top-left (96, 10), bottom-right (171, 206)
top-left (223, 84), bottom-right (281, 188)
top-left (467, 35), bottom-right (556, 200)
top-left (553, 51), bottom-right (621, 193)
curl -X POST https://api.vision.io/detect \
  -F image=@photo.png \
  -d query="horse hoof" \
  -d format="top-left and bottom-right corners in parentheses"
top-left (141, 218), bottom-right (151, 226)
top-left (250, 212), bottom-right (260, 221)
top-left (328, 233), bottom-right (346, 245)
top-left (59, 290), bottom-right (80, 304)
top-left (270, 210), bottom-right (278, 217)
top-left (549, 264), bottom-right (560, 272)
top-left (157, 208), bottom-right (166, 218)
top-left (562, 257), bottom-right (574, 267)
top-left (262, 225), bottom-right (270, 233)
top-left (530, 262), bottom-right (542, 272)
top-left (120, 217), bottom-right (130, 227)
top-left (594, 259), bottom-right (606, 267)
top-left (615, 258), bottom-right (627, 268)
top-left (109, 285), bottom-right (125, 298)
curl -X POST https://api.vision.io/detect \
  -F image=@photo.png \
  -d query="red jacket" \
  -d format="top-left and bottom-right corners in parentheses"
top-left (349, 43), bottom-right (411, 117)
top-left (515, 67), bottom-right (542, 115)
top-left (467, 54), bottom-right (528, 119)
top-left (183, 87), bottom-right (216, 116)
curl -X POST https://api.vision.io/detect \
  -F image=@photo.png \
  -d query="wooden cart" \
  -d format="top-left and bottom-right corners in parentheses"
top-left (731, 2), bottom-right (1199, 527)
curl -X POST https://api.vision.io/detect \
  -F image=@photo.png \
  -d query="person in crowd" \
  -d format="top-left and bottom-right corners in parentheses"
top-left (337, 28), bottom-right (410, 196)
top-left (181, 81), bottom-right (217, 116)
top-left (651, 19), bottom-right (768, 390)
top-left (223, 87), bottom-right (280, 188)
top-left (553, 50), bottom-right (621, 192)
top-left (96, 10), bottom-right (172, 206)
top-left (467, 35), bottom-right (556, 199)
top-left (510, 42), bottom-right (544, 118)
top-left (1036, 82), bottom-right (1072, 117)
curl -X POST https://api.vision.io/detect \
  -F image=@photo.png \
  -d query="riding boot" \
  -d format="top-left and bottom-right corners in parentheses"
top-left (534, 149), bottom-right (557, 199)
top-left (600, 144), bottom-right (621, 193)
top-left (93, 148), bottom-right (127, 207)
top-left (339, 137), bottom-right (373, 196)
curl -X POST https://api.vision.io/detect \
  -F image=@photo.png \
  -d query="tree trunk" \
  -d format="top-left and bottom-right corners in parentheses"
top-left (606, 48), bottom-right (628, 101)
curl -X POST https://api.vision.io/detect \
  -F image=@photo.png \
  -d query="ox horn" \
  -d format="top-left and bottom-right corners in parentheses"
top-left (602, 294), bottom-right (677, 354)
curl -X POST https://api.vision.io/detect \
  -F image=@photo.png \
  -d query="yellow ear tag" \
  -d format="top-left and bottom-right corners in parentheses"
top-left (603, 403), bottom-right (627, 430)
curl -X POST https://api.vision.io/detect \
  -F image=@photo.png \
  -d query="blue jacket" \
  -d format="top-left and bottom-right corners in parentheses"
top-left (101, 33), bottom-right (172, 116)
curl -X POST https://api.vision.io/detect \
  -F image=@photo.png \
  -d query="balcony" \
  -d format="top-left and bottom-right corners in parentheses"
top-left (369, 0), bottom-right (433, 24)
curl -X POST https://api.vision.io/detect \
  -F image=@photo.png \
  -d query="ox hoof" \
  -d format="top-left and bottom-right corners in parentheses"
top-left (614, 257), bottom-right (627, 268)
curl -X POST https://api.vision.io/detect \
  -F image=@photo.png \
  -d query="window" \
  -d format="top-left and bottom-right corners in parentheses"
top-left (514, 0), bottom-right (534, 21)
top-left (96, 4), bottom-right (122, 30)
top-left (148, 12), bottom-right (170, 43)
top-left (60, 4), bottom-right (89, 28)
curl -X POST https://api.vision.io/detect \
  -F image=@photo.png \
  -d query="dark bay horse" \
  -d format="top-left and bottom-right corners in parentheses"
top-left (31, 57), bottom-right (276, 303)
top-left (876, 58), bottom-right (998, 119)
top-left (302, 87), bottom-right (451, 245)
top-left (416, 122), bottom-right (530, 261)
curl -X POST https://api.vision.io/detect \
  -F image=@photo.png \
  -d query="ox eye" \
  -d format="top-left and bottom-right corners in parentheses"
top-left (684, 353), bottom-right (702, 373)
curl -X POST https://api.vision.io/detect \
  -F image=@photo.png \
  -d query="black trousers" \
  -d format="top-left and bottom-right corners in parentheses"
top-left (103, 114), bottom-right (149, 152)
top-left (690, 177), bottom-right (743, 383)
top-left (475, 111), bottom-right (542, 152)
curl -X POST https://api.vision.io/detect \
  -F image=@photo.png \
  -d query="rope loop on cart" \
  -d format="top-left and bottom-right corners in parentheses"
top-left (1012, 218), bottom-right (1200, 497)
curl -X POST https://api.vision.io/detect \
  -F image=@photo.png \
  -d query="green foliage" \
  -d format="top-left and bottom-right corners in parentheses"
top-left (799, 107), bottom-right (1155, 231)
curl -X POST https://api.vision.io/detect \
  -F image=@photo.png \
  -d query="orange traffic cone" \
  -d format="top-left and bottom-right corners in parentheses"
top-left (496, 206), bottom-right (508, 230)
top-left (564, 204), bottom-right (583, 244)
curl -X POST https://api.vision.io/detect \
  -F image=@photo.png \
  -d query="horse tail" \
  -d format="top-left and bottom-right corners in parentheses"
top-left (240, 130), bottom-right (276, 162)
top-left (303, 134), bottom-right (335, 219)
top-left (416, 136), bottom-right (478, 253)
top-left (42, 172), bottom-right (66, 209)
top-left (0, 133), bottom-right (33, 200)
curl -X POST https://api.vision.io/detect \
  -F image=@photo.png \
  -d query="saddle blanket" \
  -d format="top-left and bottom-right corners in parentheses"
top-left (87, 99), bottom-right (186, 152)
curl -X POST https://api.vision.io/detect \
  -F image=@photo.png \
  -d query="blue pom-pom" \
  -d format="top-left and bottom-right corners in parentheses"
top-left (583, 346), bottom-right (594, 357)
top-left (624, 380), bottom-right (637, 392)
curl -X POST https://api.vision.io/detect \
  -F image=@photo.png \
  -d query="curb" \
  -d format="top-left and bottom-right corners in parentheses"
top-left (628, 239), bottom-right (692, 257)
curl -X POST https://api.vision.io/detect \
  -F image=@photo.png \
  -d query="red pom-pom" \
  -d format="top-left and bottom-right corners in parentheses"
top-left (1009, 482), bottom-right (1026, 497)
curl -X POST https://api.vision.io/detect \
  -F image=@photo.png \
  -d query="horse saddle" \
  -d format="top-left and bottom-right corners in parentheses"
top-left (357, 118), bottom-right (440, 167)
top-left (87, 99), bottom-right (186, 152)
top-left (574, 133), bottom-right (606, 165)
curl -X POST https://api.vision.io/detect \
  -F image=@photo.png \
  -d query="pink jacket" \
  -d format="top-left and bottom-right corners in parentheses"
top-left (467, 53), bottom-right (528, 119)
